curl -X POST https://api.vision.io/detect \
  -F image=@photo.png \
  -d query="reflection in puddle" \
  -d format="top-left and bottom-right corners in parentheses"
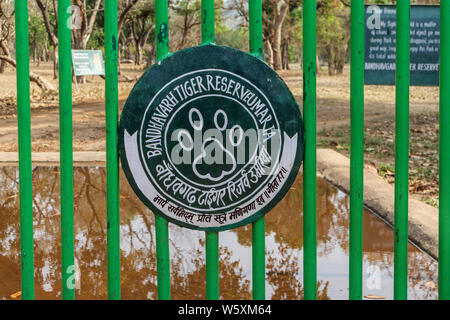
top-left (0, 167), bottom-right (437, 300)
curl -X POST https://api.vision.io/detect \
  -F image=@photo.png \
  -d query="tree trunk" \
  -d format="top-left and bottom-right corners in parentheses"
top-left (335, 31), bottom-right (351, 75)
top-left (179, 28), bottom-right (189, 51)
top-left (0, 51), bottom-right (6, 73)
top-left (0, 60), bottom-right (6, 73)
top-left (271, 0), bottom-right (288, 71)
top-left (53, 48), bottom-right (58, 79)
top-left (316, 54), bottom-right (321, 76)
top-left (326, 45), bottom-right (335, 76)
top-left (328, 60), bottom-right (335, 76)
top-left (0, 42), bottom-right (10, 74)
top-left (135, 45), bottom-right (142, 65)
top-left (265, 39), bottom-right (274, 68)
top-left (272, 38), bottom-right (282, 70)
top-left (335, 52), bottom-right (345, 74)
top-left (281, 40), bottom-right (289, 70)
top-left (145, 43), bottom-right (156, 69)
top-left (43, 43), bottom-right (50, 62)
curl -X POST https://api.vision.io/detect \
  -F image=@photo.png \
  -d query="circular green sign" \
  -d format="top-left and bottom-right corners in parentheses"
top-left (119, 44), bottom-right (304, 231)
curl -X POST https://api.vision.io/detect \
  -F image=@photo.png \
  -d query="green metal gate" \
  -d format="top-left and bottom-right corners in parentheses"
top-left (12, 0), bottom-right (450, 300)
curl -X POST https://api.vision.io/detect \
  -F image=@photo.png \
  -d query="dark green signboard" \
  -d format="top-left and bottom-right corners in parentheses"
top-left (119, 45), bottom-right (304, 231)
top-left (364, 5), bottom-right (440, 86)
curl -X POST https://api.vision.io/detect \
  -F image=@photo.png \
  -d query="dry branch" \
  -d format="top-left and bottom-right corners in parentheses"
top-left (0, 55), bottom-right (56, 91)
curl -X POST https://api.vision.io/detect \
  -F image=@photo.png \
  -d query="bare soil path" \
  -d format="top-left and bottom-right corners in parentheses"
top-left (0, 100), bottom-right (122, 152)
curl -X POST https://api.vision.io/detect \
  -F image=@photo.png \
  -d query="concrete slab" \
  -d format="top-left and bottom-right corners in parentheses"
top-left (316, 148), bottom-right (439, 259)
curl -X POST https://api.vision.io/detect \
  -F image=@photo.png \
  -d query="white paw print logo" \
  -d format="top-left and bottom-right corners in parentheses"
top-left (177, 107), bottom-right (243, 181)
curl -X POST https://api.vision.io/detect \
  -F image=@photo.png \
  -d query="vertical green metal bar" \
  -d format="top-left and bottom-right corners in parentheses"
top-left (58, 0), bottom-right (75, 300)
top-left (249, 0), bottom-right (263, 59)
top-left (249, 0), bottom-right (265, 300)
top-left (105, 0), bottom-right (121, 300)
top-left (155, 215), bottom-right (170, 299)
top-left (439, 0), bottom-right (450, 301)
top-left (156, 0), bottom-right (170, 61)
top-left (155, 0), bottom-right (171, 300)
top-left (15, 0), bottom-right (34, 300)
top-left (349, 0), bottom-right (364, 300)
top-left (201, 0), bottom-right (215, 44)
top-left (302, 0), bottom-right (317, 301)
top-left (205, 232), bottom-right (219, 300)
top-left (394, 0), bottom-right (410, 301)
top-left (201, 0), bottom-right (220, 301)
top-left (252, 219), bottom-right (265, 299)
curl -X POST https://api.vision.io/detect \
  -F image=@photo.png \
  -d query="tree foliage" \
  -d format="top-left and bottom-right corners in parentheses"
top-left (2, 0), bottom-right (443, 90)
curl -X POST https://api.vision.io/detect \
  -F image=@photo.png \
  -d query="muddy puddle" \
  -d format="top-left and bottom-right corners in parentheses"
top-left (0, 166), bottom-right (438, 300)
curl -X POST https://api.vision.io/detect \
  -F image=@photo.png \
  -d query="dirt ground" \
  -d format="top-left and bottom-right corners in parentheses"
top-left (0, 62), bottom-right (140, 151)
top-left (0, 62), bottom-right (441, 205)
